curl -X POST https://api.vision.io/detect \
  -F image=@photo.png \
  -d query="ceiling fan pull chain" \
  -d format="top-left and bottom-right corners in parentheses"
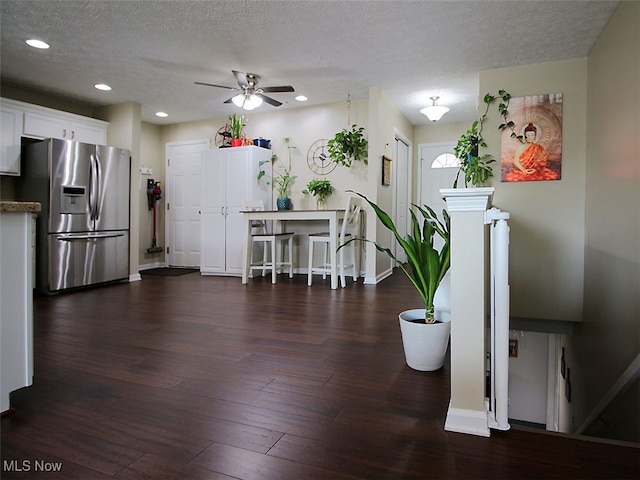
top-left (347, 94), bottom-right (351, 126)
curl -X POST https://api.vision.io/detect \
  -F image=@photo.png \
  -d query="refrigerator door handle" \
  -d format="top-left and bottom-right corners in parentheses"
top-left (89, 153), bottom-right (97, 221)
top-left (56, 232), bottom-right (126, 241)
top-left (93, 149), bottom-right (103, 221)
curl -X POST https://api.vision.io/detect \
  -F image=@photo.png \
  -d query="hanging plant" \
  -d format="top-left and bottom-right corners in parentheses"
top-left (328, 94), bottom-right (368, 167)
top-left (328, 124), bottom-right (368, 167)
top-left (453, 90), bottom-right (524, 187)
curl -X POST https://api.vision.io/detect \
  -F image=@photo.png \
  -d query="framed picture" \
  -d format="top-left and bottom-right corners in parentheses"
top-left (382, 155), bottom-right (392, 186)
top-left (501, 93), bottom-right (563, 182)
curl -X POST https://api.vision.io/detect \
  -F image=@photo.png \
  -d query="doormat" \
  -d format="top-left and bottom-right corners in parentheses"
top-left (141, 268), bottom-right (199, 276)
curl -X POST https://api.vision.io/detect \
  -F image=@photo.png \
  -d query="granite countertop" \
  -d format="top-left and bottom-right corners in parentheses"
top-left (0, 201), bottom-right (41, 213)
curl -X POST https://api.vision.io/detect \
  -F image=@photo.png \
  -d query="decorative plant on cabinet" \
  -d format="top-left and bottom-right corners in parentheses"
top-left (228, 113), bottom-right (245, 147)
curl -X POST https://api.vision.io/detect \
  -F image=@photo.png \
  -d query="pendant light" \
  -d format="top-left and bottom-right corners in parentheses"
top-left (420, 96), bottom-right (450, 122)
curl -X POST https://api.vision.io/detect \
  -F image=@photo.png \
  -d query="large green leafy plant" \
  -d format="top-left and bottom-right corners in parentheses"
top-left (344, 192), bottom-right (450, 323)
top-left (453, 90), bottom-right (523, 187)
top-left (327, 124), bottom-right (368, 167)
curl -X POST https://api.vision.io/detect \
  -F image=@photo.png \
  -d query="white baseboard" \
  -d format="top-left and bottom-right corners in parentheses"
top-left (139, 261), bottom-right (166, 271)
top-left (444, 401), bottom-right (491, 437)
top-left (129, 273), bottom-right (142, 282)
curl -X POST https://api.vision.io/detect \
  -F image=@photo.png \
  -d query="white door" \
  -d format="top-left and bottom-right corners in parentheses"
top-left (419, 142), bottom-right (459, 250)
top-left (166, 139), bottom-right (209, 267)
top-left (419, 142), bottom-right (460, 208)
top-left (393, 136), bottom-right (411, 263)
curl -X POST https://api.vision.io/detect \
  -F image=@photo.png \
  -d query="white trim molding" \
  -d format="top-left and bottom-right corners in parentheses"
top-left (445, 401), bottom-right (491, 437)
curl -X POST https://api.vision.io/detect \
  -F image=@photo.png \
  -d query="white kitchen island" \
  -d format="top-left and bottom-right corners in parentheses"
top-left (0, 201), bottom-right (39, 413)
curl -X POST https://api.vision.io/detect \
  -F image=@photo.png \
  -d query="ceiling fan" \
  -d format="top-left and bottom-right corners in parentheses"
top-left (195, 70), bottom-right (295, 110)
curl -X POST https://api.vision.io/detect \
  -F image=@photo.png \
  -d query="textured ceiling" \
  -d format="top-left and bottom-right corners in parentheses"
top-left (0, 0), bottom-right (619, 126)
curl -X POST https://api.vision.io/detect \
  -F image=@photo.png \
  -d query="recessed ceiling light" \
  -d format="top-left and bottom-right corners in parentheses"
top-left (26, 39), bottom-right (50, 49)
top-left (295, 95), bottom-right (308, 102)
top-left (155, 112), bottom-right (169, 118)
top-left (94, 83), bottom-right (112, 91)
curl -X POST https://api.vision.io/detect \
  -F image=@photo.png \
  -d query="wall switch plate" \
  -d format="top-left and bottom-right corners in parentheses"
top-left (140, 167), bottom-right (153, 175)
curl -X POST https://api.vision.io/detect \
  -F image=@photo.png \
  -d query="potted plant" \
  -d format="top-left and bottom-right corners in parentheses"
top-left (342, 191), bottom-right (451, 371)
top-left (302, 178), bottom-right (334, 209)
top-left (257, 153), bottom-right (297, 210)
top-left (453, 90), bottom-right (523, 187)
top-left (327, 124), bottom-right (368, 167)
top-left (229, 113), bottom-right (244, 147)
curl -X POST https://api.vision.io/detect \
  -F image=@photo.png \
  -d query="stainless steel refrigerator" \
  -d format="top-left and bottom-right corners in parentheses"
top-left (16, 138), bottom-right (130, 293)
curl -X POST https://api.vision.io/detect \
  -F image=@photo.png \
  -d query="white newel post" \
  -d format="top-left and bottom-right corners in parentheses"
top-left (441, 187), bottom-right (494, 437)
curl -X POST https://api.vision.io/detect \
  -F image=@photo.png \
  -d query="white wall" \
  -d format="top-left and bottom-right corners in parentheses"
top-left (578, 0), bottom-right (640, 443)
top-left (480, 59), bottom-right (588, 323)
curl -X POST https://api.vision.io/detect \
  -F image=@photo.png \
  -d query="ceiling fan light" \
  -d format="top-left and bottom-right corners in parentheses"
top-left (243, 94), bottom-right (262, 110)
top-left (420, 96), bottom-right (450, 122)
top-left (231, 94), bottom-right (246, 108)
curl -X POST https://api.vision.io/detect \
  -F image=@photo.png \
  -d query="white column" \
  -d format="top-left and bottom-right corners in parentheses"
top-left (441, 187), bottom-right (493, 437)
top-left (487, 208), bottom-right (511, 431)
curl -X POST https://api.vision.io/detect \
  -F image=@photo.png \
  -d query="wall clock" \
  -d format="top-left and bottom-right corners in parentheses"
top-left (307, 139), bottom-right (336, 175)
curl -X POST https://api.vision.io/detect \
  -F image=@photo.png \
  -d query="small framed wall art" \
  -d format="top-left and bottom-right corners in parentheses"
top-left (382, 155), bottom-right (392, 186)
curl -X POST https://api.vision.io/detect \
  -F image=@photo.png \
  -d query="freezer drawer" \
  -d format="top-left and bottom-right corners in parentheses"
top-left (47, 231), bottom-right (129, 292)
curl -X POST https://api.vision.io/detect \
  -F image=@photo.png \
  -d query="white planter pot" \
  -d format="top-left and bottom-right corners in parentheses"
top-left (398, 309), bottom-right (451, 371)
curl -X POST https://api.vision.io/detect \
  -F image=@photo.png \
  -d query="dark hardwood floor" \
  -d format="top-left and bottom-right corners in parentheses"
top-left (2, 271), bottom-right (638, 479)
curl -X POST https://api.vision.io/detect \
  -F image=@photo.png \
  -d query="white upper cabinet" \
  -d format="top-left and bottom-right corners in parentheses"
top-left (0, 103), bottom-right (23, 175)
top-left (22, 106), bottom-right (108, 145)
top-left (1, 98), bottom-right (109, 176)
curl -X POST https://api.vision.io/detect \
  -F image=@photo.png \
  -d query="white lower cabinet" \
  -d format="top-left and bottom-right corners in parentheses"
top-left (200, 146), bottom-right (271, 275)
top-left (0, 208), bottom-right (36, 413)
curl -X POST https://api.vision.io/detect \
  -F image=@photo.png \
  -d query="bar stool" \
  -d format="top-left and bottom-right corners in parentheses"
top-left (243, 201), bottom-right (294, 284)
top-left (307, 196), bottom-right (361, 287)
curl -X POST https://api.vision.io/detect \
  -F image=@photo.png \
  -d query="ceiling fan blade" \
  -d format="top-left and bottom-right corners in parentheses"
top-left (223, 96), bottom-right (235, 104)
top-left (232, 70), bottom-right (249, 87)
top-left (194, 81), bottom-right (236, 90)
top-left (256, 93), bottom-right (282, 107)
top-left (261, 86), bottom-right (295, 93)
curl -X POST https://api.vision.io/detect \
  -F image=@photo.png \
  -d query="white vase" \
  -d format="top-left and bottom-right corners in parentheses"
top-left (398, 309), bottom-right (451, 371)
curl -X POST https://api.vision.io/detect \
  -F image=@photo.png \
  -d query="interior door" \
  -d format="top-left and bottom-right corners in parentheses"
top-left (393, 135), bottom-right (411, 264)
top-left (166, 139), bottom-right (209, 267)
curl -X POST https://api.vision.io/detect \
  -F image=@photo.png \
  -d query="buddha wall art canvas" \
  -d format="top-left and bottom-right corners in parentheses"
top-left (501, 93), bottom-right (563, 182)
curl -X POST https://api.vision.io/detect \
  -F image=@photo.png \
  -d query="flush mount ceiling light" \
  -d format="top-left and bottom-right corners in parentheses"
top-left (94, 83), bottom-right (112, 91)
top-left (232, 93), bottom-right (263, 111)
top-left (26, 39), bottom-right (50, 49)
top-left (155, 112), bottom-right (169, 118)
top-left (420, 96), bottom-right (450, 122)
top-left (295, 95), bottom-right (308, 102)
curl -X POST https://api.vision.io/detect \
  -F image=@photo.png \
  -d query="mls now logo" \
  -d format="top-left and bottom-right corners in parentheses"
top-left (4, 459), bottom-right (63, 472)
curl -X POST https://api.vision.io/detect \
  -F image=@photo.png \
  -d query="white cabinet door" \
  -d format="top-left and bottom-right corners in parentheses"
top-left (0, 105), bottom-right (23, 175)
top-left (200, 149), bottom-right (227, 273)
top-left (23, 109), bottom-right (107, 145)
top-left (200, 146), bottom-right (271, 275)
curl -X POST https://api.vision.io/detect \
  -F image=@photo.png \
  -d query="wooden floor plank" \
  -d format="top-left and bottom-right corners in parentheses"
top-left (2, 273), bottom-right (638, 479)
